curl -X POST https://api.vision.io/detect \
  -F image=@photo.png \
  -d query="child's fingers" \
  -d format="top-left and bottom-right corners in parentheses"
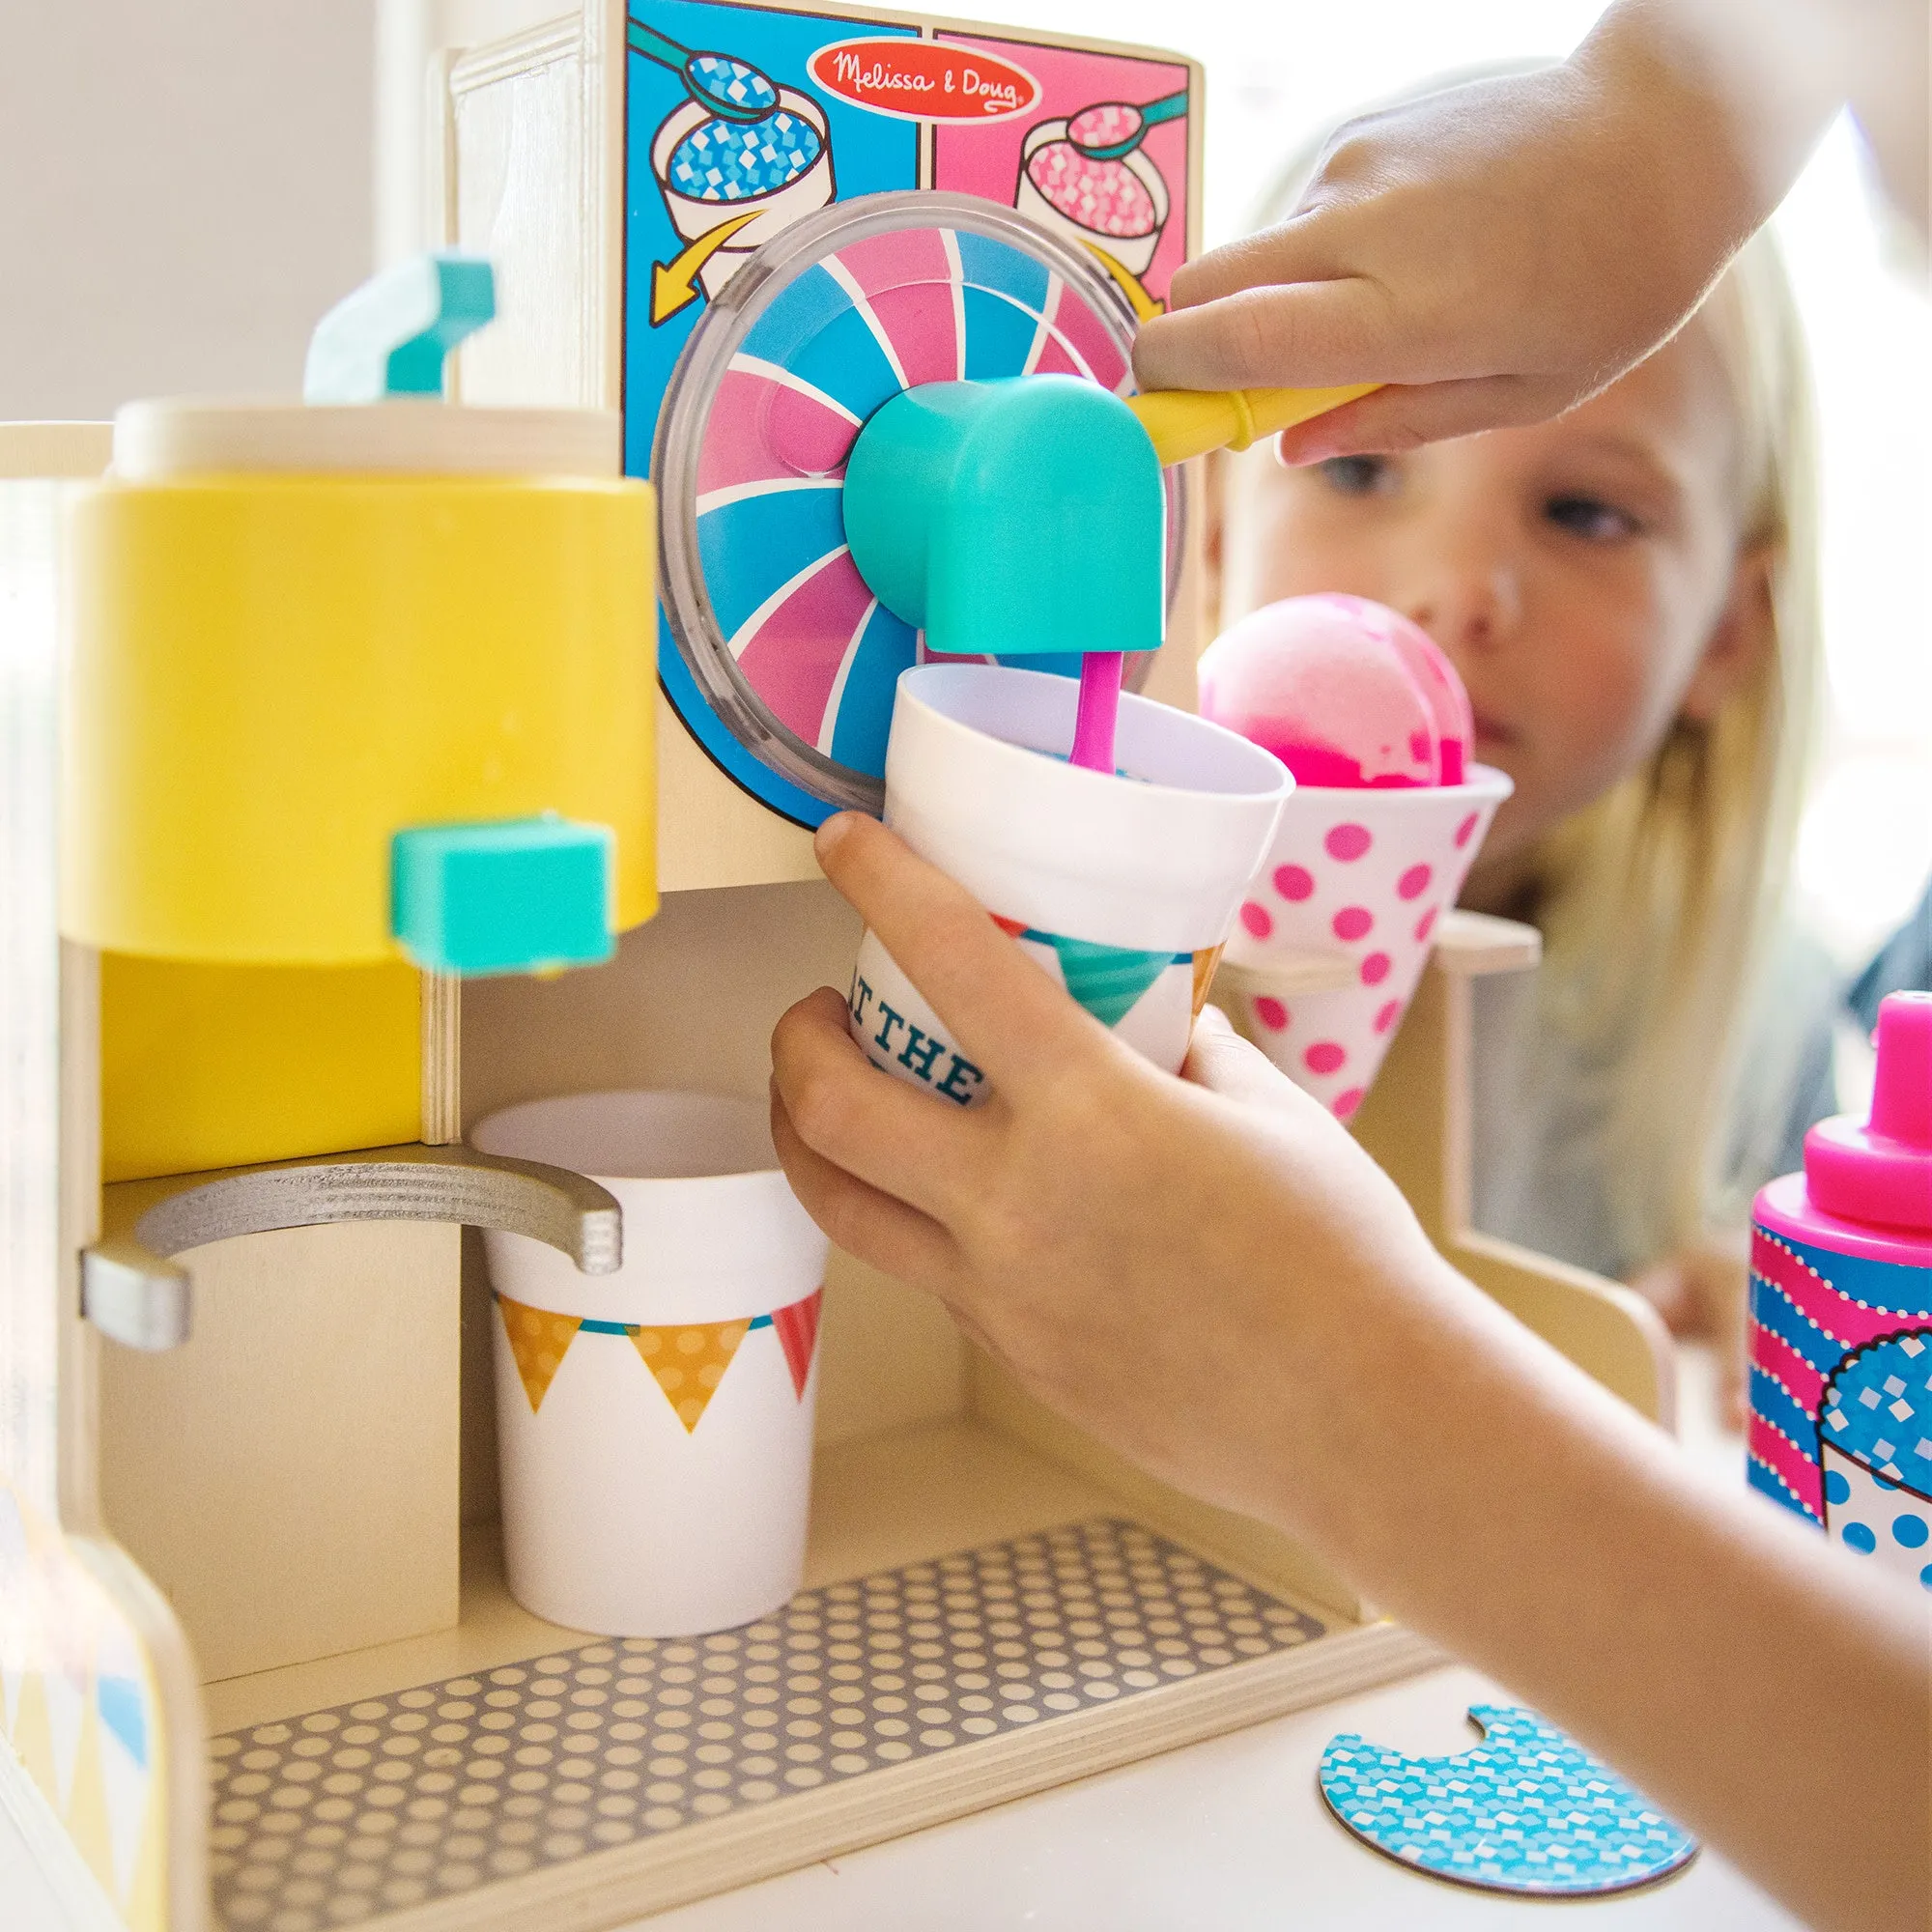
top-left (812, 814), bottom-right (1103, 1094)
top-left (1132, 276), bottom-right (1397, 396)
top-left (1185, 1008), bottom-right (1310, 1111)
top-left (1137, 280), bottom-right (1596, 454)
top-left (1271, 374), bottom-right (1577, 461)
top-left (770, 984), bottom-right (992, 1224)
top-left (1162, 225), bottom-right (1330, 314)
top-left (767, 1082), bottom-right (961, 1293)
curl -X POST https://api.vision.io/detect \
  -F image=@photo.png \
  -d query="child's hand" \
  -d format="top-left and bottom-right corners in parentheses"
top-left (1135, 3), bottom-right (1838, 458)
top-left (772, 815), bottom-right (1930, 1932)
top-left (768, 811), bottom-right (1461, 1530)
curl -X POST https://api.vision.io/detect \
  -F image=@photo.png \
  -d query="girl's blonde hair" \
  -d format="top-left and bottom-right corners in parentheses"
top-left (1228, 73), bottom-right (1822, 1269)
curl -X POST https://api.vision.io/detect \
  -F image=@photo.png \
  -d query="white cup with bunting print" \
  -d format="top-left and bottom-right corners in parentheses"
top-left (472, 1092), bottom-right (828, 1636)
top-left (848, 665), bottom-right (1292, 1105)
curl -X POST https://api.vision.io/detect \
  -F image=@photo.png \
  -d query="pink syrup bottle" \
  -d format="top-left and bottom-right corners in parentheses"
top-left (1749, 992), bottom-right (1932, 1591)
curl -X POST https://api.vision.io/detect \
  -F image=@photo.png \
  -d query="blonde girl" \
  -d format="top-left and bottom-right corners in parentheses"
top-left (1208, 89), bottom-right (1832, 1344)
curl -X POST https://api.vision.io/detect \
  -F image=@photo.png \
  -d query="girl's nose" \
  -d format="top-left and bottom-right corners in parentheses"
top-left (1402, 551), bottom-right (1522, 658)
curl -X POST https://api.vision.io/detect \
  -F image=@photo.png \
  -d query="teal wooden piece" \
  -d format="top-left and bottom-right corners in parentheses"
top-left (842, 377), bottom-right (1163, 662)
top-left (391, 815), bottom-right (615, 978)
top-left (303, 252), bottom-right (497, 404)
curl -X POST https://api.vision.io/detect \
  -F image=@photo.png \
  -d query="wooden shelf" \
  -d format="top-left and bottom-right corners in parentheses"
top-left (204, 1420), bottom-right (1114, 1734)
top-left (198, 1420), bottom-right (1434, 1931)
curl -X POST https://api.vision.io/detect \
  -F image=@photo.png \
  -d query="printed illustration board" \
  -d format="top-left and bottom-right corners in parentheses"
top-left (623, 0), bottom-right (1199, 826)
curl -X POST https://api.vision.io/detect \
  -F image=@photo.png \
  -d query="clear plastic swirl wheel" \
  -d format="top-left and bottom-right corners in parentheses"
top-left (653, 190), bottom-right (1181, 825)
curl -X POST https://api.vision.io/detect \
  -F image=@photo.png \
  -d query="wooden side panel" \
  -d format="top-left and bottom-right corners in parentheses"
top-left (1351, 917), bottom-right (1676, 1426)
top-left (1, 472), bottom-right (65, 1520)
top-left (447, 18), bottom-right (589, 410)
top-left (2, 441), bottom-right (212, 1931)
top-left (98, 1221), bottom-right (463, 1684)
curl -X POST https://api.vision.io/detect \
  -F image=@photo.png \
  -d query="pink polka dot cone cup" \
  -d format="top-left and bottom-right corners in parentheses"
top-left (1215, 775), bottom-right (1509, 1115)
top-left (1199, 595), bottom-right (1508, 1118)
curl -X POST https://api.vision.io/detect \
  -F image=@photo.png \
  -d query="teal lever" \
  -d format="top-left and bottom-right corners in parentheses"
top-left (842, 377), bottom-right (1164, 664)
top-left (391, 815), bottom-right (615, 978)
top-left (303, 252), bottom-right (496, 404)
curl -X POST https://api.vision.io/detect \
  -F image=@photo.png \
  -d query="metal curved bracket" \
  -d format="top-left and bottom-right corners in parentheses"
top-left (82, 1143), bottom-right (621, 1353)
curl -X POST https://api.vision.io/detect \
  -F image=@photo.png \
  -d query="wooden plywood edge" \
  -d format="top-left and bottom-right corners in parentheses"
top-left (62, 942), bottom-right (213, 1932)
top-left (1431, 908), bottom-right (1543, 976)
top-left (0, 1747), bottom-right (125, 1932)
top-left (69, 1536), bottom-right (213, 1932)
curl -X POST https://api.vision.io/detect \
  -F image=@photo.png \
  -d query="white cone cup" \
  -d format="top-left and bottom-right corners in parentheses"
top-left (471, 1093), bottom-right (829, 1636)
top-left (1219, 768), bottom-right (1512, 1118)
top-left (849, 665), bottom-right (1291, 1104)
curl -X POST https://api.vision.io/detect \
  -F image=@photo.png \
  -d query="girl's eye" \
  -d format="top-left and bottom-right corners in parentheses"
top-left (1317, 454), bottom-right (1395, 497)
top-left (1545, 494), bottom-right (1641, 542)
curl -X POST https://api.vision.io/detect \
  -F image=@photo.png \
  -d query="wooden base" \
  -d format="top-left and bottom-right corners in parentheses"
top-left (198, 1421), bottom-right (1434, 1930)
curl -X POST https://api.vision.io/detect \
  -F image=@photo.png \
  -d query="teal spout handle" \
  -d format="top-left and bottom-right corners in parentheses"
top-left (303, 252), bottom-right (496, 404)
top-left (842, 378), bottom-right (1164, 665)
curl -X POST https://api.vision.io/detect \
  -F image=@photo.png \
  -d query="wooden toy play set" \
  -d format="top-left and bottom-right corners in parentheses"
top-left (0, 4), bottom-right (1673, 1926)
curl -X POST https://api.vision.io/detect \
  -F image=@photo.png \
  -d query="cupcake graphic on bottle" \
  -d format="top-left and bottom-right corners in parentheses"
top-left (1819, 1330), bottom-right (1932, 1591)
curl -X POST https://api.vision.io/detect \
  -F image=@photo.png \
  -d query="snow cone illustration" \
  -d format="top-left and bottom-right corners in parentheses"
top-left (1014, 90), bottom-right (1179, 285)
top-left (1199, 594), bottom-right (1509, 1118)
top-left (1818, 1331), bottom-right (1932, 1591)
top-left (635, 22), bottom-right (837, 305)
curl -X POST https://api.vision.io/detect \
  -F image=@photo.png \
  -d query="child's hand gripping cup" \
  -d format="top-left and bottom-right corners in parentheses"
top-left (847, 665), bottom-right (1291, 1103)
top-left (1200, 595), bottom-right (1511, 1119)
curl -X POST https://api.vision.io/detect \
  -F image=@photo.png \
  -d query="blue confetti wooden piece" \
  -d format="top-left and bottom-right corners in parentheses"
top-left (1320, 1705), bottom-right (1697, 1898)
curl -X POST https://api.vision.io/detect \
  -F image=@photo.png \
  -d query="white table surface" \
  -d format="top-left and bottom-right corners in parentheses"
top-left (636, 1661), bottom-right (1800, 1932)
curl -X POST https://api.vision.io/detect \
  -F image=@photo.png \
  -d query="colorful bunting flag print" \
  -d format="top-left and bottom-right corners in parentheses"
top-left (493, 1288), bottom-right (827, 1426)
top-left (630, 1321), bottom-right (752, 1433)
top-left (1044, 933), bottom-right (1178, 1028)
top-left (771, 1288), bottom-right (824, 1399)
top-left (1191, 945), bottom-right (1223, 1019)
top-left (990, 912), bottom-right (1188, 1030)
top-left (497, 1295), bottom-right (585, 1412)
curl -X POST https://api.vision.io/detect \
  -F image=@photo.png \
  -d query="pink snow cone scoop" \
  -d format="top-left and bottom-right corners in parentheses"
top-left (1197, 593), bottom-right (1472, 788)
top-left (1199, 595), bottom-right (1508, 1119)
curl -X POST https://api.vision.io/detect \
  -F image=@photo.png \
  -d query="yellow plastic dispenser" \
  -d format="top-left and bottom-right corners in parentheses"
top-left (66, 401), bottom-right (657, 967)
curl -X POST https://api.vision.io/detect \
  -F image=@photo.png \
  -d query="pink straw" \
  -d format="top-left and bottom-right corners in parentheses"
top-left (1070, 651), bottom-right (1124, 773)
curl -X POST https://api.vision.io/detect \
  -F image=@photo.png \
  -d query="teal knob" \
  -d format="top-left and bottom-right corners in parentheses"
top-left (391, 815), bottom-right (615, 978)
top-left (303, 252), bottom-right (497, 404)
top-left (842, 378), bottom-right (1163, 661)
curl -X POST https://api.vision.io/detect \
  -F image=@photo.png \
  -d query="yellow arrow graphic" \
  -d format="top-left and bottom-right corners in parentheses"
top-left (651, 213), bottom-right (760, 326)
top-left (1083, 242), bottom-right (1165, 324)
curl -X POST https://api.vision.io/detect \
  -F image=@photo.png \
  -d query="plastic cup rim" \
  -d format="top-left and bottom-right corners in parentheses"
top-left (895, 662), bottom-right (1292, 813)
top-left (470, 1088), bottom-right (783, 1188)
top-left (1272, 763), bottom-right (1514, 809)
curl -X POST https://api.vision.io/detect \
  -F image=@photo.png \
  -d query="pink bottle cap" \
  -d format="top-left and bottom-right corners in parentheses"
top-left (1804, 991), bottom-right (1932, 1233)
